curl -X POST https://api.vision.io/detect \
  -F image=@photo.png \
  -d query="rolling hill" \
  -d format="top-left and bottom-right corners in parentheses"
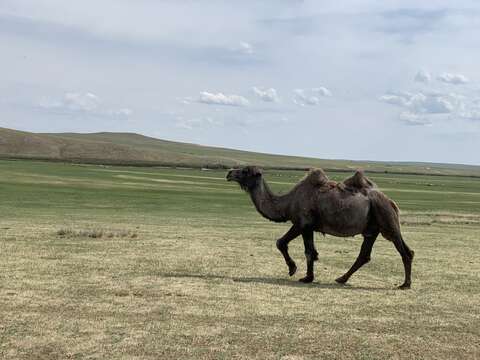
top-left (0, 127), bottom-right (479, 176)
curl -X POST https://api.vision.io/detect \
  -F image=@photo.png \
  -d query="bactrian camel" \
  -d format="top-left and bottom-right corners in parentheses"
top-left (226, 166), bottom-right (414, 289)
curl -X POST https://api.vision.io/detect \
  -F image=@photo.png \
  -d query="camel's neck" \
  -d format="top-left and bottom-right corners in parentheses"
top-left (248, 179), bottom-right (289, 222)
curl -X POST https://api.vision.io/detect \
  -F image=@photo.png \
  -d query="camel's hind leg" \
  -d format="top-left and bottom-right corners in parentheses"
top-left (391, 235), bottom-right (414, 289)
top-left (369, 191), bottom-right (414, 289)
top-left (276, 225), bottom-right (302, 276)
top-left (335, 232), bottom-right (378, 285)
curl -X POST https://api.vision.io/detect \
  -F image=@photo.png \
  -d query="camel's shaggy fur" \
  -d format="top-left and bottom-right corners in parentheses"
top-left (226, 166), bottom-right (414, 288)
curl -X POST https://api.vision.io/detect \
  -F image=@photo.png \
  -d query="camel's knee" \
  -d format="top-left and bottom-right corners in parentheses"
top-left (405, 247), bottom-right (414, 260)
top-left (400, 243), bottom-right (414, 262)
top-left (353, 254), bottom-right (370, 267)
top-left (402, 253), bottom-right (414, 263)
top-left (276, 239), bottom-right (287, 251)
top-left (305, 250), bottom-right (319, 262)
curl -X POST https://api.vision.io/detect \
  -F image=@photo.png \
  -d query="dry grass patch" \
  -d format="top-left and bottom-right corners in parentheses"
top-left (56, 228), bottom-right (138, 239)
top-left (2, 218), bottom-right (478, 359)
top-left (400, 211), bottom-right (480, 226)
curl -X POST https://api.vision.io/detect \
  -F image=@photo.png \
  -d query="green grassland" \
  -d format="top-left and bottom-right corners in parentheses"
top-left (0, 159), bottom-right (479, 359)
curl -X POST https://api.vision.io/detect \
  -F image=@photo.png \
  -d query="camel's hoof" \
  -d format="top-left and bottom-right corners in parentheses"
top-left (288, 263), bottom-right (297, 277)
top-left (335, 276), bottom-right (348, 284)
top-left (397, 283), bottom-right (411, 290)
top-left (299, 276), bottom-right (314, 283)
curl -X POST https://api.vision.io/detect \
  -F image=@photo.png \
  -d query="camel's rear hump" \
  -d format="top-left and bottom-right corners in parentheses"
top-left (343, 170), bottom-right (376, 193)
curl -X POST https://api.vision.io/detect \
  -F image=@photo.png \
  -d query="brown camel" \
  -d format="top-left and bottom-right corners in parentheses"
top-left (226, 166), bottom-right (414, 289)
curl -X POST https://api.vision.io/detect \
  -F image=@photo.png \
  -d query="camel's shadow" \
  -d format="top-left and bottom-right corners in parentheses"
top-left (161, 273), bottom-right (393, 291)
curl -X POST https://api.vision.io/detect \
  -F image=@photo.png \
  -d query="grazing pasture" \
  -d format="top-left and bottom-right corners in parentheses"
top-left (0, 160), bottom-right (479, 359)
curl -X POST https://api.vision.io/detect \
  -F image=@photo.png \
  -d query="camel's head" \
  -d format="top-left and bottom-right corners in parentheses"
top-left (226, 166), bottom-right (263, 191)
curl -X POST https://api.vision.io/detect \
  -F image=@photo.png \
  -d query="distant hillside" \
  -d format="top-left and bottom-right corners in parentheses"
top-left (1, 127), bottom-right (479, 176)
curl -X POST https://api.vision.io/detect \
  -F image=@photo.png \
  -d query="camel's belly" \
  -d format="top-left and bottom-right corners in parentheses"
top-left (317, 224), bottom-right (365, 237)
top-left (313, 192), bottom-right (370, 237)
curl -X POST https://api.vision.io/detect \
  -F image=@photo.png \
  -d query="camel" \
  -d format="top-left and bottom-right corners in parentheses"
top-left (226, 166), bottom-right (414, 289)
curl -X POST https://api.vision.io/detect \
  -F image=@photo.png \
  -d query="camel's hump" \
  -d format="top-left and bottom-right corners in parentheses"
top-left (304, 168), bottom-right (329, 187)
top-left (343, 170), bottom-right (376, 190)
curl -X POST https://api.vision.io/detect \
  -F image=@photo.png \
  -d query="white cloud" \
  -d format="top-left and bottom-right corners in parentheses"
top-left (437, 72), bottom-right (469, 85)
top-left (176, 116), bottom-right (223, 130)
top-left (38, 92), bottom-right (132, 118)
top-left (39, 92), bottom-right (100, 112)
top-left (381, 73), bottom-right (474, 127)
top-left (252, 87), bottom-right (279, 102)
top-left (294, 90), bottom-right (319, 106)
top-left (107, 108), bottom-right (133, 117)
top-left (411, 92), bottom-right (456, 114)
top-left (379, 88), bottom-right (480, 126)
top-left (312, 87), bottom-right (332, 97)
top-left (379, 93), bottom-right (410, 107)
top-left (414, 70), bottom-right (431, 83)
top-left (179, 96), bottom-right (194, 105)
top-left (65, 92), bottom-right (99, 111)
top-left (198, 91), bottom-right (249, 107)
top-left (293, 87), bottom-right (331, 106)
top-left (458, 99), bottom-right (480, 121)
top-left (399, 112), bottom-right (432, 126)
top-left (459, 110), bottom-right (480, 121)
top-left (379, 91), bottom-right (458, 114)
top-left (238, 42), bottom-right (253, 55)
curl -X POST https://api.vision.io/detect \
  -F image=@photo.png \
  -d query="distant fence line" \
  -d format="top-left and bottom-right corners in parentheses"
top-left (0, 155), bottom-right (479, 178)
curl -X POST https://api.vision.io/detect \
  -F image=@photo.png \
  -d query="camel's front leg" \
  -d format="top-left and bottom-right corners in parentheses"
top-left (335, 233), bottom-right (378, 285)
top-left (276, 225), bottom-right (302, 276)
top-left (299, 229), bottom-right (318, 283)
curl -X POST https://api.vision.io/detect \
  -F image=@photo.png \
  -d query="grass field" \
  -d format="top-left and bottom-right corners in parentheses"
top-left (0, 159), bottom-right (479, 359)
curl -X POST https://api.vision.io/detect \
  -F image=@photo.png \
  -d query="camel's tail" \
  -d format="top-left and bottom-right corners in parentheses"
top-left (369, 190), bottom-right (401, 241)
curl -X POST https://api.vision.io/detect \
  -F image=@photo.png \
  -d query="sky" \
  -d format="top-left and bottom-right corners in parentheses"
top-left (1, 1), bottom-right (480, 165)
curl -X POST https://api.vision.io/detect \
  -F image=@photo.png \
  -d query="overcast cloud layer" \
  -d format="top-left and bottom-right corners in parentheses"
top-left (1, 0), bottom-right (479, 165)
